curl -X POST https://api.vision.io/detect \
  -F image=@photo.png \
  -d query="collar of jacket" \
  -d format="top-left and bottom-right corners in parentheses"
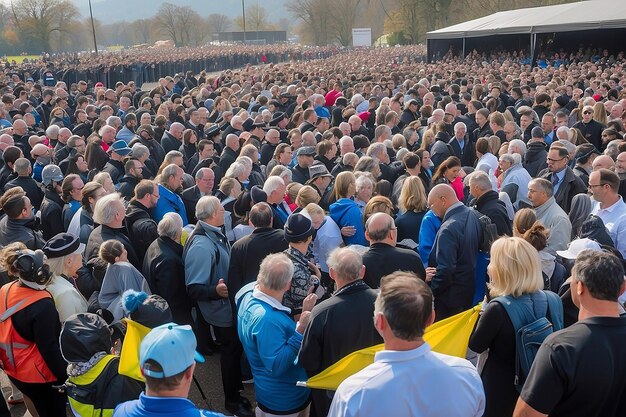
top-left (333, 279), bottom-right (370, 297)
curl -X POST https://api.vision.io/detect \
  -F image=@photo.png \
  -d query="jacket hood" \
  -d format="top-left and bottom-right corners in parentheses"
top-left (60, 313), bottom-right (112, 363)
top-left (331, 198), bottom-right (358, 217)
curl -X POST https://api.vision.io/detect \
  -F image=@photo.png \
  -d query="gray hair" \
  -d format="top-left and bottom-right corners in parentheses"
top-left (367, 142), bottom-right (386, 160)
top-left (131, 144), bottom-right (149, 159)
top-left (499, 153), bottom-right (517, 166)
top-left (467, 170), bottom-right (492, 191)
top-left (263, 175), bottom-right (285, 195)
top-left (195, 195), bottom-right (220, 221)
top-left (225, 161), bottom-right (246, 179)
top-left (236, 155), bottom-right (252, 170)
top-left (508, 139), bottom-right (527, 157)
top-left (106, 116), bottom-right (121, 127)
top-left (14, 158), bottom-right (30, 176)
top-left (257, 253), bottom-right (294, 291)
top-left (46, 255), bottom-right (70, 276)
top-left (529, 178), bottom-right (553, 198)
top-left (454, 122), bottom-right (467, 132)
top-left (164, 150), bottom-right (183, 165)
top-left (365, 212), bottom-right (394, 242)
top-left (45, 124), bottom-right (60, 138)
top-left (240, 144), bottom-right (258, 160)
top-left (93, 193), bottom-right (123, 225)
top-left (161, 164), bottom-right (180, 183)
top-left (339, 136), bottom-right (353, 148)
top-left (157, 212), bottom-right (183, 239)
top-left (395, 148), bottom-right (409, 162)
top-left (269, 165), bottom-right (292, 183)
top-left (327, 247), bottom-right (363, 282)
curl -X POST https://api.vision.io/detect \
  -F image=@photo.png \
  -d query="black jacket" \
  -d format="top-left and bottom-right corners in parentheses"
top-left (125, 201), bottom-right (158, 263)
top-left (291, 164), bottom-right (310, 184)
top-left (524, 141), bottom-right (548, 178)
top-left (0, 215), bottom-right (46, 249)
top-left (362, 242), bottom-right (425, 289)
top-left (40, 189), bottom-right (65, 240)
top-left (102, 159), bottom-right (125, 184)
top-left (143, 236), bottom-right (192, 325)
top-left (573, 119), bottom-right (605, 152)
top-left (429, 204), bottom-right (482, 320)
top-left (228, 227), bottom-right (288, 299)
top-left (298, 280), bottom-right (382, 417)
top-left (181, 185), bottom-right (203, 224)
top-left (449, 136), bottom-right (476, 167)
top-left (128, 136), bottom-right (165, 167)
top-left (5, 175), bottom-right (44, 210)
top-left (219, 147), bottom-right (238, 173)
top-left (160, 131), bottom-right (181, 154)
top-left (118, 175), bottom-right (141, 201)
top-left (538, 167), bottom-right (587, 213)
top-left (85, 224), bottom-right (141, 270)
top-left (472, 190), bottom-right (512, 237)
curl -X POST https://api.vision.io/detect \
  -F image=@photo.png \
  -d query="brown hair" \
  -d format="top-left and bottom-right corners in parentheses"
top-left (99, 240), bottom-right (125, 264)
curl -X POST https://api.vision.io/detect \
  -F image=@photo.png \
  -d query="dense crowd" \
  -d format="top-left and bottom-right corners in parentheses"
top-left (0, 44), bottom-right (624, 417)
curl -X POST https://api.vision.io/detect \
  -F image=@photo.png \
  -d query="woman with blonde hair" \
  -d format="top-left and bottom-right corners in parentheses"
top-left (362, 195), bottom-right (394, 226)
top-left (329, 171), bottom-right (367, 246)
top-left (469, 236), bottom-right (563, 417)
top-left (295, 185), bottom-right (321, 210)
top-left (395, 176), bottom-right (428, 245)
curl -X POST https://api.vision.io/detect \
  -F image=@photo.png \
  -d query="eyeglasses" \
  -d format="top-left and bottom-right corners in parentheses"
top-left (583, 111), bottom-right (593, 115)
top-left (547, 157), bottom-right (566, 163)
top-left (588, 183), bottom-right (607, 189)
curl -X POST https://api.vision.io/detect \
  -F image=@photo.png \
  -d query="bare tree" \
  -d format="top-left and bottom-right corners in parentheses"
top-left (207, 14), bottom-right (231, 34)
top-left (154, 2), bottom-right (201, 47)
top-left (233, 4), bottom-right (271, 31)
top-left (10, 0), bottom-right (79, 52)
top-left (287, 0), bottom-right (332, 45)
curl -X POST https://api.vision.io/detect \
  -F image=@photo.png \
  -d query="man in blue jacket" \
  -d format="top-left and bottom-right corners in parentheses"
top-left (153, 164), bottom-right (189, 225)
top-left (113, 323), bottom-right (224, 417)
top-left (427, 184), bottom-right (483, 320)
top-left (237, 252), bottom-right (317, 417)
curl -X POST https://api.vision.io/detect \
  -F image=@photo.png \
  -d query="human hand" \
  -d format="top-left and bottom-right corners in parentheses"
top-left (216, 278), bottom-right (229, 298)
top-left (425, 267), bottom-right (436, 283)
top-left (302, 293), bottom-right (318, 313)
top-left (341, 226), bottom-right (356, 237)
top-left (296, 311), bottom-right (312, 334)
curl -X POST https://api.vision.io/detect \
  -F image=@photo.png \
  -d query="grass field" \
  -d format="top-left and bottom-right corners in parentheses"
top-left (2, 55), bottom-right (41, 64)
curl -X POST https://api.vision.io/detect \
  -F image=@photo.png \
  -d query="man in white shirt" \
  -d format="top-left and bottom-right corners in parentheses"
top-left (328, 271), bottom-right (485, 417)
top-left (589, 169), bottom-right (626, 257)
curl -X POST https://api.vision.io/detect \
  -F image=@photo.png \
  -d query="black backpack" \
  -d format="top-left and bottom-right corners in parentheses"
top-left (470, 208), bottom-right (498, 252)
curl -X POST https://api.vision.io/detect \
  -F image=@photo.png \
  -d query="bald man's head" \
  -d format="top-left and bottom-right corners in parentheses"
top-left (592, 154), bottom-right (615, 171)
top-left (365, 212), bottom-right (396, 244)
top-left (427, 184), bottom-right (458, 218)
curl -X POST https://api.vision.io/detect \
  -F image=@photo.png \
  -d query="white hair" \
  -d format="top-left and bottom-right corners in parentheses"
top-left (157, 212), bottom-right (183, 239)
top-left (257, 253), bottom-right (294, 291)
top-left (263, 175), bottom-right (285, 195)
top-left (195, 196), bottom-right (220, 221)
top-left (93, 193), bottom-right (122, 225)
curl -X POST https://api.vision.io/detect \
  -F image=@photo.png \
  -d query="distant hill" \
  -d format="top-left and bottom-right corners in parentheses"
top-left (77, 0), bottom-right (292, 25)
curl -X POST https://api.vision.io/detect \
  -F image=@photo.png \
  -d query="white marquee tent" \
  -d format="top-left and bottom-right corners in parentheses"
top-left (426, 0), bottom-right (626, 61)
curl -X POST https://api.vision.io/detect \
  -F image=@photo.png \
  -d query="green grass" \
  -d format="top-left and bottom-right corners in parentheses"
top-left (2, 55), bottom-right (41, 64)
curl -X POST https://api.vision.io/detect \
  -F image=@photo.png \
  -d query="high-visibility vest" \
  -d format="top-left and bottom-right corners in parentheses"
top-left (0, 281), bottom-right (57, 383)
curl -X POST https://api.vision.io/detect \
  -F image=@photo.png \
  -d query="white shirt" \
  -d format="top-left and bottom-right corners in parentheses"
top-left (312, 216), bottom-right (343, 273)
top-left (591, 198), bottom-right (626, 257)
top-left (328, 343), bottom-right (485, 417)
top-left (476, 153), bottom-right (499, 191)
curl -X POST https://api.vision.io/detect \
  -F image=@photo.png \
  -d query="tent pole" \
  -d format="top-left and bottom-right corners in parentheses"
top-left (462, 38), bottom-right (466, 59)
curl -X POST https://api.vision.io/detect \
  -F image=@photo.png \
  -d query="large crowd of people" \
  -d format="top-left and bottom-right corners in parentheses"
top-left (0, 43), bottom-right (624, 417)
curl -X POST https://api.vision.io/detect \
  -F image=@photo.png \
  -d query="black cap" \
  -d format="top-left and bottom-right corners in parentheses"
top-left (270, 112), bottom-right (286, 126)
top-left (242, 118), bottom-right (254, 132)
top-left (435, 131), bottom-right (450, 142)
top-left (575, 143), bottom-right (600, 161)
top-left (205, 124), bottom-right (220, 137)
top-left (284, 213), bottom-right (314, 243)
top-left (122, 290), bottom-right (172, 329)
top-left (60, 313), bottom-right (112, 363)
top-left (42, 233), bottom-right (85, 259)
top-left (250, 185), bottom-right (267, 204)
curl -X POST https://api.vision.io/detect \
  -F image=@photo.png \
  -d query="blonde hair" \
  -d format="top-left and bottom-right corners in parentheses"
top-left (398, 176), bottom-right (427, 213)
top-left (489, 237), bottom-right (544, 297)
top-left (296, 185), bottom-right (320, 208)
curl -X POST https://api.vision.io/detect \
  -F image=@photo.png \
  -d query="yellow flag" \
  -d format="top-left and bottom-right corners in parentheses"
top-left (300, 304), bottom-right (481, 390)
top-left (118, 319), bottom-right (151, 381)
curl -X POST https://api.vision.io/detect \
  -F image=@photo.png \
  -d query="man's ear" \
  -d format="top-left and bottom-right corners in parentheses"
top-left (426, 309), bottom-right (436, 328)
top-left (359, 265), bottom-right (365, 279)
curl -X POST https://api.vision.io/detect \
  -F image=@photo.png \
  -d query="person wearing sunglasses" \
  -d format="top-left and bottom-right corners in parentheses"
top-left (573, 105), bottom-right (606, 152)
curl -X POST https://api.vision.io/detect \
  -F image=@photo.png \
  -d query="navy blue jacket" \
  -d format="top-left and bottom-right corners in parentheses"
top-left (429, 203), bottom-right (482, 320)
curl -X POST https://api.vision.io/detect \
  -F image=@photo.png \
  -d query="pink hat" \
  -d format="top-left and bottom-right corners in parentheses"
top-left (592, 94), bottom-right (602, 102)
top-left (95, 82), bottom-right (104, 88)
top-left (358, 111), bottom-right (371, 123)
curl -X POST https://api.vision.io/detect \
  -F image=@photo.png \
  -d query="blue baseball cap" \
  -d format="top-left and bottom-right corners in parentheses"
top-left (109, 140), bottom-right (132, 156)
top-left (139, 323), bottom-right (205, 378)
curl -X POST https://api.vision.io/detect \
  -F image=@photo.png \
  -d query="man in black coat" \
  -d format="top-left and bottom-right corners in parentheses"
top-left (86, 193), bottom-right (141, 270)
top-left (182, 168), bottom-right (214, 224)
top-left (467, 171), bottom-right (512, 237)
top-left (449, 122), bottom-right (476, 168)
top-left (4, 158), bottom-right (44, 210)
top-left (227, 202), bottom-right (288, 299)
top-left (128, 125), bottom-right (165, 168)
top-left (219, 134), bottom-right (240, 173)
top-left (160, 122), bottom-right (185, 154)
top-left (143, 213), bottom-right (193, 325)
top-left (39, 164), bottom-right (65, 240)
top-left (538, 145), bottom-right (587, 213)
top-left (118, 159), bottom-right (143, 201)
top-left (427, 184), bottom-right (482, 320)
top-left (125, 180), bottom-right (159, 262)
top-left (298, 247), bottom-right (382, 417)
top-left (524, 127), bottom-right (549, 178)
top-left (362, 213), bottom-right (425, 289)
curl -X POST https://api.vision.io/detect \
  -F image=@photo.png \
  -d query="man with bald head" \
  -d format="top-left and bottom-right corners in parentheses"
top-left (592, 154), bottom-right (616, 172)
top-left (362, 212), bottom-right (425, 289)
top-left (427, 184), bottom-right (483, 320)
top-left (161, 122), bottom-right (185, 154)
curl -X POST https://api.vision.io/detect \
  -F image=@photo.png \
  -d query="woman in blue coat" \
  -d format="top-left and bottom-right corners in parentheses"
top-left (329, 171), bottom-right (367, 246)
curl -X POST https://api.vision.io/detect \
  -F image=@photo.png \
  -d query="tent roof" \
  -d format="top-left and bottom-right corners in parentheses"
top-left (427, 0), bottom-right (626, 39)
